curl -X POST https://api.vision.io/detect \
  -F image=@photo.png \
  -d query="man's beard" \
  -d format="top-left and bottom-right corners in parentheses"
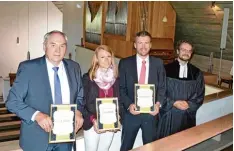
top-left (178, 55), bottom-right (190, 62)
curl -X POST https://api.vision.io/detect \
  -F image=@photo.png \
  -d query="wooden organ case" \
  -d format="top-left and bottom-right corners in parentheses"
top-left (83, 1), bottom-right (176, 64)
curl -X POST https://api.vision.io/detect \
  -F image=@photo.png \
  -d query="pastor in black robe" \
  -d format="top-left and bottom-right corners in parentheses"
top-left (157, 60), bottom-right (205, 139)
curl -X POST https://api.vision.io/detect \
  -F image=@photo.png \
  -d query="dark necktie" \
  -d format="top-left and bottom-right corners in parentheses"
top-left (52, 67), bottom-right (62, 104)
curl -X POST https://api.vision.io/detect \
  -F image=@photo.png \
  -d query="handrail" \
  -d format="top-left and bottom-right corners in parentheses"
top-left (131, 114), bottom-right (233, 151)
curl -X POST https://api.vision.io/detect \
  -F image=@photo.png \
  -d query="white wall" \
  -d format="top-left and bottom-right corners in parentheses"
top-left (191, 54), bottom-right (233, 77)
top-left (63, 1), bottom-right (84, 60)
top-left (0, 1), bottom-right (62, 95)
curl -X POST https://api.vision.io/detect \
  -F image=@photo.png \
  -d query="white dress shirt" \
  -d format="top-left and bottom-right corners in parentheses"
top-left (136, 54), bottom-right (149, 84)
top-left (31, 58), bottom-right (70, 121)
top-left (46, 58), bottom-right (70, 104)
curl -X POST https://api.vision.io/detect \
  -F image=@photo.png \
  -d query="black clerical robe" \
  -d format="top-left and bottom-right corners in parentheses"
top-left (157, 60), bottom-right (205, 139)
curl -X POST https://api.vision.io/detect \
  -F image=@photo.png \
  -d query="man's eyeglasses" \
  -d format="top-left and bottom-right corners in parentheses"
top-left (179, 48), bottom-right (192, 53)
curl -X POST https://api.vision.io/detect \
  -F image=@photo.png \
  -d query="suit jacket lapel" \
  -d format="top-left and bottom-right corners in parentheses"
top-left (131, 55), bottom-right (138, 83)
top-left (148, 56), bottom-right (154, 84)
top-left (63, 60), bottom-right (74, 104)
top-left (40, 56), bottom-right (53, 104)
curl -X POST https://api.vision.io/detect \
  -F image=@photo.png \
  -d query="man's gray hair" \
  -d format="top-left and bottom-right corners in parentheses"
top-left (43, 30), bottom-right (68, 45)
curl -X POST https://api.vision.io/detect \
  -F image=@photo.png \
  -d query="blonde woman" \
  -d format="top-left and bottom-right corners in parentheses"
top-left (82, 45), bottom-right (122, 151)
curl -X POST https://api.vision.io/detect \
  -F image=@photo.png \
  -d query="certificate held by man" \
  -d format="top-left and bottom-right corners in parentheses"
top-left (135, 84), bottom-right (155, 113)
top-left (49, 104), bottom-right (77, 143)
top-left (96, 97), bottom-right (120, 130)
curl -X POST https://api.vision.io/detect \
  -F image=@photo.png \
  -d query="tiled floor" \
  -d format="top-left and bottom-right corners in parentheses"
top-left (0, 140), bottom-right (21, 151)
top-left (0, 139), bottom-right (85, 151)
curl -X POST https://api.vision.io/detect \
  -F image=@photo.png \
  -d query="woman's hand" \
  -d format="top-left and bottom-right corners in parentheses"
top-left (107, 129), bottom-right (120, 133)
top-left (92, 119), bottom-right (106, 134)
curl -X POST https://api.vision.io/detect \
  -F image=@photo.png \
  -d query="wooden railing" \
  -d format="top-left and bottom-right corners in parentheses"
top-left (131, 114), bottom-right (233, 151)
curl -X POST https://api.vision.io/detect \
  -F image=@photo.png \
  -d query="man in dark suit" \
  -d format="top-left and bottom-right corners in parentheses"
top-left (6, 30), bottom-right (84, 151)
top-left (119, 31), bottom-right (166, 151)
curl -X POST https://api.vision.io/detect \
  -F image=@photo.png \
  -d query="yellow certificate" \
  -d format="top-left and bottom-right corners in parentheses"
top-left (49, 104), bottom-right (77, 143)
top-left (135, 84), bottom-right (155, 113)
top-left (96, 97), bottom-right (120, 130)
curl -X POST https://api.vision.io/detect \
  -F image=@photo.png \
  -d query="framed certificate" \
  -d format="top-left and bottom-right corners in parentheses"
top-left (135, 84), bottom-right (155, 113)
top-left (49, 104), bottom-right (77, 143)
top-left (96, 97), bottom-right (120, 130)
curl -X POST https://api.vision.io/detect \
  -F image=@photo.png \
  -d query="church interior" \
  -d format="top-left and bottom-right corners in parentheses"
top-left (0, 1), bottom-right (233, 151)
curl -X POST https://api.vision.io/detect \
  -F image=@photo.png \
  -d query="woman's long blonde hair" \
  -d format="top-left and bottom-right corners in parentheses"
top-left (89, 45), bottom-right (118, 80)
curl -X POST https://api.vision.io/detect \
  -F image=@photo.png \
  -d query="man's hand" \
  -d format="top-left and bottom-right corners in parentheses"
top-left (92, 119), bottom-right (106, 134)
top-left (173, 100), bottom-right (189, 110)
top-left (75, 110), bottom-right (84, 133)
top-left (35, 112), bottom-right (53, 132)
top-left (149, 102), bottom-right (160, 116)
top-left (129, 104), bottom-right (140, 115)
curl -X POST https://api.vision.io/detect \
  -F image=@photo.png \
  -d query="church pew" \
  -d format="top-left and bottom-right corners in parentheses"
top-left (131, 114), bottom-right (233, 151)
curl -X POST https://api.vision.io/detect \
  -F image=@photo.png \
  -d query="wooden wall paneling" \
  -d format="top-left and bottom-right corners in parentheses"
top-left (83, 2), bottom-right (86, 47)
top-left (104, 37), bottom-right (133, 58)
top-left (147, 2), bottom-right (154, 34)
top-left (145, 1), bottom-right (150, 32)
top-left (101, 1), bottom-right (108, 44)
top-left (84, 42), bottom-right (99, 50)
top-left (102, 2), bottom-right (134, 58)
top-left (150, 38), bottom-right (175, 64)
top-left (157, 2), bottom-right (167, 38)
top-left (150, 2), bottom-right (160, 37)
top-left (126, 1), bottom-right (132, 41)
top-left (150, 2), bottom-right (176, 39)
top-left (151, 38), bottom-right (174, 50)
top-left (164, 3), bottom-right (176, 41)
top-left (129, 1), bottom-right (153, 41)
top-left (9, 73), bottom-right (16, 87)
top-left (130, 2), bottom-right (141, 41)
top-left (83, 1), bottom-right (176, 60)
top-left (103, 33), bottom-right (126, 41)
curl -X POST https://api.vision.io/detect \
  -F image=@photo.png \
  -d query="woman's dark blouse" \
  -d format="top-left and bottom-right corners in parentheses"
top-left (82, 73), bottom-right (123, 130)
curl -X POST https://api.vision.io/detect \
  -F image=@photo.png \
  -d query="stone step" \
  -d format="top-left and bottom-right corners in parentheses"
top-left (0, 130), bottom-right (20, 142)
top-left (0, 121), bottom-right (21, 131)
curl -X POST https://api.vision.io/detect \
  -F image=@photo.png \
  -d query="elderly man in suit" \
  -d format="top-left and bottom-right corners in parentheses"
top-left (119, 31), bottom-right (166, 151)
top-left (6, 30), bottom-right (84, 151)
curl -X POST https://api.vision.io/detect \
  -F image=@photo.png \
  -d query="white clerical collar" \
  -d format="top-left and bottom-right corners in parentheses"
top-left (178, 59), bottom-right (188, 78)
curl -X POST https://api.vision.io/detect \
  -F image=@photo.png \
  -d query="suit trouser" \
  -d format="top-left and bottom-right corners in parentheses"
top-left (84, 126), bottom-right (115, 151)
top-left (120, 113), bottom-right (157, 151)
top-left (46, 142), bottom-right (73, 151)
